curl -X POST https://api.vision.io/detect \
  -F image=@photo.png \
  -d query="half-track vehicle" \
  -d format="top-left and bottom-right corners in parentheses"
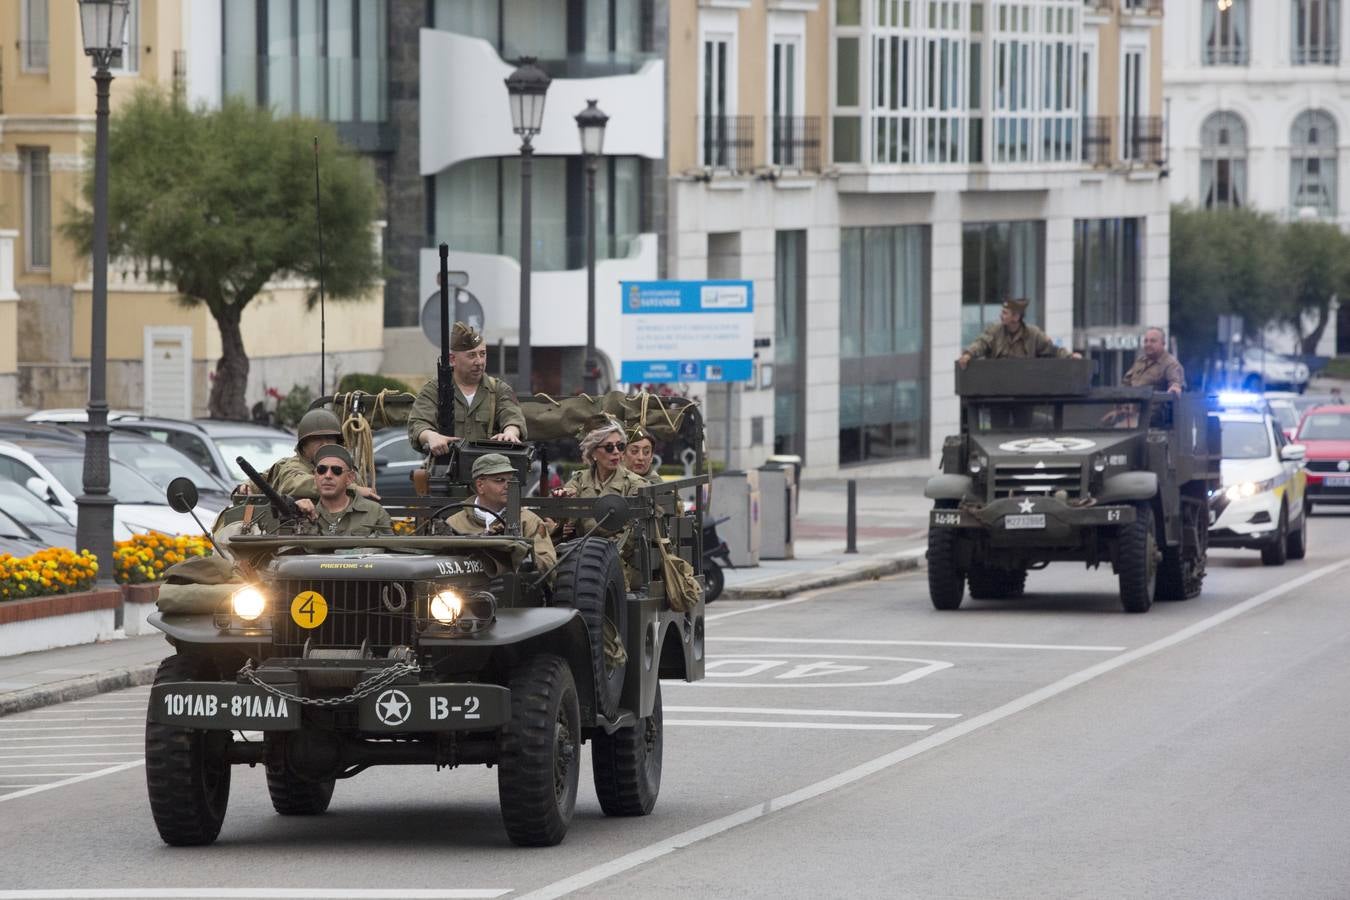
top-left (143, 385), bottom-right (708, 848)
top-left (925, 358), bottom-right (1220, 613)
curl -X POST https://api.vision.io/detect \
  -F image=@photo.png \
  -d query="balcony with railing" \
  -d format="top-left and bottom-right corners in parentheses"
top-left (1294, 43), bottom-right (1341, 65)
top-left (1121, 0), bottom-right (1164, 14)
top-left (1083, 117), bottom-right (1113, 167)
top-left (767, 116), bottom-right (822, 172)
top-left (1203, 45), bottom-right (1249, 65)
top-left (698, 116), bottom-right (755, 174)
top-left (1082, 0), bottom-right (1114, 12)
top-left (1122, 116), bottom-right (1165, 165)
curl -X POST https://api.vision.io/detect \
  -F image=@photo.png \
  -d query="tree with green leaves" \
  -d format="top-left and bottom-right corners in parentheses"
top-left (1275, 219), bottom-right (1350, 355)
top-left (63, 89), bottom-right (381, 419)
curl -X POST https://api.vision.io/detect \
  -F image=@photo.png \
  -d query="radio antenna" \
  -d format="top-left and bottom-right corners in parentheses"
top-left (313, 136), bottom-right (328, 397)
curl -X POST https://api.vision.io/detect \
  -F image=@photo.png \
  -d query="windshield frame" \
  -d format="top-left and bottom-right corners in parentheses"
top-left (969, 400), bottom-right (1148, 433)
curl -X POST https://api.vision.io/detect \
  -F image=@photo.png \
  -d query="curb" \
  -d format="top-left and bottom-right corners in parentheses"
top-left (722, 555), bottom-right (922, 601)
top-left (0, 663), bottom-right (159, 718)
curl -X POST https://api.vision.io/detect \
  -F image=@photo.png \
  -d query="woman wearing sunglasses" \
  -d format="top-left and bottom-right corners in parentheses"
top-left (552, 415), bottom-right (647, 548)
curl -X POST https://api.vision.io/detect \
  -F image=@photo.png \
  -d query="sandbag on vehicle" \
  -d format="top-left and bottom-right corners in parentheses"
top-left (155, 555), bottom-right (240, 614)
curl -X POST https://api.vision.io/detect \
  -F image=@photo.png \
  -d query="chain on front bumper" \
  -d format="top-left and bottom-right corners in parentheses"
top-left (238, 659), bottom-right (421, 709)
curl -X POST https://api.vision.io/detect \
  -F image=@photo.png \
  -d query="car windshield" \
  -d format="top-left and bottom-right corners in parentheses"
top-left (1297, 412), bottom-right (1350, 441)
top-left (110, 439), bottom-right (221, 492)
top-left (216, 437), bottom-right (296, 482)
top-left (1268, 404), bottom-right (1299, 431)
top-left (0, 481), bottom-right (71, 526)
top-left (1221, 421), bottom-right (1271, 460)
top-left (971, 402), bottom-right (1142, 432)
top-left (0, 508), bottom-right (33, 539)
top-left (42, 457), bottom-right (167, 505)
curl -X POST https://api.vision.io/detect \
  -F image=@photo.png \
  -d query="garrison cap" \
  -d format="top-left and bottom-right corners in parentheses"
top-left (451, 321), bottom-right (485, 352)
top-left (1002, 297), bottom-right (1029, 316)
top-left (313, 444), bottom-right (355, 469)
top-left (471, 453), bottom-right (516, 479)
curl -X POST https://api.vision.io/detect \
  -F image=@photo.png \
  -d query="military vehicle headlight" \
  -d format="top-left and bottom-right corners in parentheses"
top-left (968, 454), bottom-right (987, 475)
top-left (429, 589), bottom-right (463, 625)
top-left (1092, 455), bottom-right (1107, 473)
top-left (230, 585), bottom-right (267, 621)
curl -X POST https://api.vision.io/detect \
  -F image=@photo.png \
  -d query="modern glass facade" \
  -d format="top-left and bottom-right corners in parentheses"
top-left (961, 220), bottom-right (1043, 345)
top-left (839, 226), bottom-right (928, 464)
top-left (1073, 218), bottom-right (1141, 385)
top-left (774, 230), bottom-right (807, 458)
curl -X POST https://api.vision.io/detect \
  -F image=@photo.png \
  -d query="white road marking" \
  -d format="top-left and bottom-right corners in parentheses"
top-left (666, 706), bottom-right (960, 719)
top-left (707, 571), bottom-right (922, 622)
top-left (710, 636), bottom-right (1127, 652)
top-left (0, 760), bottom-right (144, 803)
top-left (0, 762), bottom-right (121, 769)
top-left (690, 653), bottom-right (951, 688)
top-left (0, 725), bottom-right (142, 733)
top-left (3, 717), bottom-right (142, 723)
top-left (0, 752), bottom-right (142, 759)
top-left (517, 557), bottom-right (1350, 900)
top-left (0, 891), bottom-right (511, 899)
top-left (0, 773), bottom-right (116, 778)
top-left (668, 720), bottom-right (933, 732)
top-left (0, 734), bottom-right (142, 743)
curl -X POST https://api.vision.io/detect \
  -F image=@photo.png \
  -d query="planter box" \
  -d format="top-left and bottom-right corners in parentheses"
top-left (121, 583), bottom-right (161, 637)
top-left (0, 589), bottom-right (123, 657)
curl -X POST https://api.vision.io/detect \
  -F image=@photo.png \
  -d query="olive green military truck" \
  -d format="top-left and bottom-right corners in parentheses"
top-left (925, 358), bottom-right (1220, 613)
top-left (143, 392), bottom-right (707, 848)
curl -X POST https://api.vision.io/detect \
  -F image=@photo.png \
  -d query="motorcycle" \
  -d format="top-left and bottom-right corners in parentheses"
top-left (701, 514), bottom-right (733, 603)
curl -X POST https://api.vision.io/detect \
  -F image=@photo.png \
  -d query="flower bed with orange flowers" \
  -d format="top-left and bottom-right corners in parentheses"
top-left (113, 532), bottom-right (212, 585)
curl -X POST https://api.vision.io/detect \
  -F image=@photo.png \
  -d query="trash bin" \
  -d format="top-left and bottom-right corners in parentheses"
top-left (711, 470), bottom-right (761, 567)
top-left (765, 454), bottom-right (803, 515)
top-left (758, 462), bottom-right (797, 560)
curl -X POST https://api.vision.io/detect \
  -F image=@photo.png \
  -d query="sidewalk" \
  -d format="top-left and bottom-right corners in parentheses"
top-left (0, 632), bottom-right (166, 716)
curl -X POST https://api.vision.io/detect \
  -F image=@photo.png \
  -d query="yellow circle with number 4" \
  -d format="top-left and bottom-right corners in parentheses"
top-left (290, 591), bottom-right (328, 629)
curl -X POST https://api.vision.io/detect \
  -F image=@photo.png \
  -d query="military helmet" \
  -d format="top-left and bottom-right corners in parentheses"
top-left (295, 409), bottom-right (343, 450)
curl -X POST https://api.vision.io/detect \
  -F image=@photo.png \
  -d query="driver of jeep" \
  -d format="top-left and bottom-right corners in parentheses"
top-left (445, 453), bottom-right (556, 574)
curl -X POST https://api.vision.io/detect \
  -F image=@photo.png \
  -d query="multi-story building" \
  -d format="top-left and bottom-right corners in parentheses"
top-left (1, 1), bottom-right (384, 416)
top-left (669, 0), bottom-right (1170, 476)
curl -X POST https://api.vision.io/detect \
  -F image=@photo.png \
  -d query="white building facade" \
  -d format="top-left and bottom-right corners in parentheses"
top-left (671, 0), bottom-right (1171, 478)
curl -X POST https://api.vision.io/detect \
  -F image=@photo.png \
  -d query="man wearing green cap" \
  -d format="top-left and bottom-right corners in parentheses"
top-left (296, 444), bottom-right (394, 536)
top-left (957, 298), bottom-right (1080, 368)
top-left (407, 322), bottom-right (528, 454)
top-left (445, 453), bottom-right (556, 573)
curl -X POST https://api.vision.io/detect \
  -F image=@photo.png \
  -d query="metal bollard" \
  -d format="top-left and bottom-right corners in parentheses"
top-left (845, 479), bottom-right (857, 554)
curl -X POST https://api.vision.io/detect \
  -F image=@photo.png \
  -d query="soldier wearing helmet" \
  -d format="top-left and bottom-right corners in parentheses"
top-left (406, 321), bottom-right (527, 454)
top-left (242, 409), bottom-right (380, 512)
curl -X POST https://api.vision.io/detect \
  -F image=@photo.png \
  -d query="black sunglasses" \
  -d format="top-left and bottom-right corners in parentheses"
top-left (315, 464), bottom-right (346, 476)
top-left (598, 441), bottom-right (626, 453)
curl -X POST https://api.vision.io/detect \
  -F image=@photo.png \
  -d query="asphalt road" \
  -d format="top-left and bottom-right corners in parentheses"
top-left (2, 513), bottom-right (1349, 899)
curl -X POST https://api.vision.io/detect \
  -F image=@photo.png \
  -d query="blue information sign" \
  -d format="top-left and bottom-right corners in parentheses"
top-left (619, 280), bottom-right (755, 383)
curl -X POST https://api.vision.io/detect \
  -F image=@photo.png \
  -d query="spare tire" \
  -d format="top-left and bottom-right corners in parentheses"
top-left (552, 537), bottom-right (627, 719)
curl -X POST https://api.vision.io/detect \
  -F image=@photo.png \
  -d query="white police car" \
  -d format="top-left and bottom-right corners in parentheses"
top-left (1208, 394), bottom-right (1308, 565)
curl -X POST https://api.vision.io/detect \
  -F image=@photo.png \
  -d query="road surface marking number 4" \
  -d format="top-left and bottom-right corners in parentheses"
top-left (698, 653), bottom-right (952, 688)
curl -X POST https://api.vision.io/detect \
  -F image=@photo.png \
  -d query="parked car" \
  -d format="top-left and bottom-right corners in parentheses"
top-left (370, 427), bottom-right (424, 502)
top-left (1227, 349), bottom-right (1311, 393)
top-left (0, 507), bottom-right (48, 557)
top-left (24, 408), bottom-right (137, 424)
top-left (0, 439), bottom-right (215, 541)
top-left (1293, 404), bottom-right (1350, 514)
top-left (111, 417), bottom-right (295, 486)
top-left (1263, 391), bottom-right (1303, 439)
top-left (0, 481), bottom-right (78, 548)
top-left (1208, 399), bottom-right (1309, 565)
top-left (0, 421), bottom-right (86, 443)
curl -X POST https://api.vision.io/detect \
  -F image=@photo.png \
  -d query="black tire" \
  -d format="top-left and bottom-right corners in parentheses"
top-left (265, 764), bottom-right (334, 816)
top-left (1287, 506), bottom-right (1308, 560)
top-left (927, 516), bottom-right (966, 611)
top-left (1305, 500), bottom-right (1315, 516)
top-left (1261, 504), bottom-right (1289, 566)
top-left (552, 537), bottom-right (627, 718)
top-left (145, 655), bottom-right (232, 846)
top-left (703, 559), bottom-right (724, 604)
top-left (592, 681), bottom-right (663, 817)
top-left (1156, 501), bottom-right (1207, 602)
top-left (967, 566), bottom-right (1026, 599)
top-left (1118, 504), bottom-right (1158, 614)
top-left (498, 655), bottom-right (581, 847)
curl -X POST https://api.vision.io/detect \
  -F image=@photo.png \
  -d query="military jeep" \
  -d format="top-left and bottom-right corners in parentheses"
top-left (143, 393), bottom-right (707, 848)
top-left (925, 359), bottom-right (1220, 613)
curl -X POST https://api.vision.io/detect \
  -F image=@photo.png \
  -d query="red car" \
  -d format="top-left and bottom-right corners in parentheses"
top-left (1294, 404), bottom-right (1350, 514)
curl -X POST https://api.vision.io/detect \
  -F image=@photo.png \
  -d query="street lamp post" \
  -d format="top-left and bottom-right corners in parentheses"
top-left (77, 0), bottom-right (130, 589)
top-left (504, 58), bottom-right (551, 397)
top-left (575, 99), bottom-right (609, 397)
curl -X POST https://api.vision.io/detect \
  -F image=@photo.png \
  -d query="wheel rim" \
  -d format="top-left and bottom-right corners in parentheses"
top-left (553, 716), bottom-right (576, 802)
top-left (604, 584), bottom-right (623, 677)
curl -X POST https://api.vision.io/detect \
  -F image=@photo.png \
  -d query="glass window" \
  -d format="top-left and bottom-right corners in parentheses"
top-left (22, 0), bottom-right (48, 71)
top-left (1201, 111), bottom-right (1248, 209)
top-left (1298, 412), bottom-right (1350, 439)
top-left (962, 221), bottom-right (1043, 346)
top-left (501, 0), bottom-right (568, 61)
top-left (1220, 420), bottom-right (1271, 460)
top-left (22, 148), bottom-right (51, 271)
top-left (1203, 0), bottom-right (1249, 65)
top-left (43, 458), bottom-right (166, 506)
top-left (774, 230), bottom-right (807, 458)
top-left (1290, 110), bottom-right (1338, 218)
top-left (1073, 218), bottom-right (1140, 329)
top-left (110, 0), bottom-right (140, 74)
top-left (1293, 0), bottom-right (1340, 64)
top-left (434, 0), bottom-right (499, 43)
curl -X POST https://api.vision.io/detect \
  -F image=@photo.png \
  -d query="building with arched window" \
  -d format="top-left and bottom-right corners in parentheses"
top-left (1166, 2), bottom-right (1349, 225)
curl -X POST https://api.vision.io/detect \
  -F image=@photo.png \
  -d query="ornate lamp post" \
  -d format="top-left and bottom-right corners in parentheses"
top-left (575, 99), bottom-right (609, 397)
top-left (504, 58), bottom-right (551, 396)
top-left (77, 0), bottom-right (130, 588)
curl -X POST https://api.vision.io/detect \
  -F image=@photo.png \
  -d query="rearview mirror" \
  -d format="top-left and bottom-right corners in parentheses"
top-left (166, 477), bottom-right (200, 513)
top-left (594, 494), bottom-right (630, 530)
top-left (1280, 444), bottom-right (1307, 462)
top-left (25, 477), bottom-right (57, 506)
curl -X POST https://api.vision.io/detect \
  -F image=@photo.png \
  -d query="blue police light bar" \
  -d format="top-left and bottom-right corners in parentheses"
top-left (1215, 391), bottom-right (1264, 409)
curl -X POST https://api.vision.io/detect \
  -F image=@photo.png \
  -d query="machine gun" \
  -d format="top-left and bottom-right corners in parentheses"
top-left (235, 456), bottom-right (305, 523)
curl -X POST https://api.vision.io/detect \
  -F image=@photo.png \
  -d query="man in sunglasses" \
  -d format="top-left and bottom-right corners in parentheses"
top-left (445, 454), bottom-right (556, 573)
top-left (407, 322), bottom-right (528, 455)
top-left (294, 445), bottom-right (394, 536)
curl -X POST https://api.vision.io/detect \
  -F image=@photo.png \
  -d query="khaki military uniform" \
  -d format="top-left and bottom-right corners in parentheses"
top-left (264, 454), bottom-right (366, 501)
top-left (311, 493), bottom-right (394, 537)
top-left (560, 465), bottom-right (647, 588)
top-left (964, 323), bottom-right (1071, 361)
top-left (1123, 351), bottom-right (1186, 392)
top-left (446, 502), bottom-right (557, 574)
top-left (406, 376), bottom-right (527, 450)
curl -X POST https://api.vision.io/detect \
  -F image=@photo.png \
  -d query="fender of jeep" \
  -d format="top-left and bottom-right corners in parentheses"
top-left (924, 474), bottom-right (974, 501)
